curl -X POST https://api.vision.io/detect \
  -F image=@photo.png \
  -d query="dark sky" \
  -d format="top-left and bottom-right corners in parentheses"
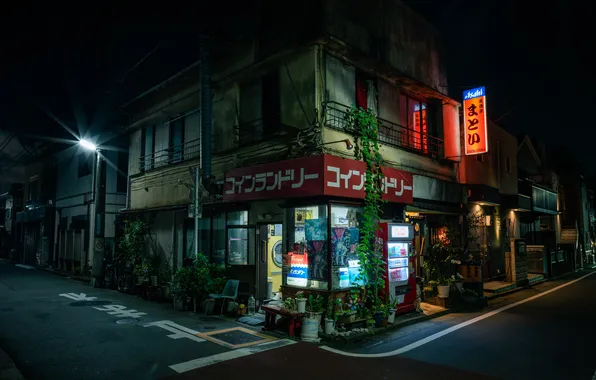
top-left (404, 0), bottom-right (593, 173)
top-left (0, 1), bottom-right (592, 173)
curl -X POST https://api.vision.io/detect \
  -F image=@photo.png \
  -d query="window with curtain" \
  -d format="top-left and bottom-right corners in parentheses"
top-left (169, 119), bottom-right (184, 164)
top-left (142, 125), bottom-right (155, 171)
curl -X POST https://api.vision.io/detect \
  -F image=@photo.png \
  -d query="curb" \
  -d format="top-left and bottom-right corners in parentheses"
top-left (0, 348), bottom-right (25, 380)
top-left (485, 268), bottom-right (595, 300)
top-left (321, 307), bottom-right (456, 344)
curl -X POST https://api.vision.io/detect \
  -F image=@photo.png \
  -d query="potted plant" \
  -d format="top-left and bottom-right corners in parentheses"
top-left (437, 275), bottom-right (455, 298)
top-left (381, 304), bottom-right (389, 327)
top-left (387, 299), bottom-right (399, 324)
top-left (301, 294), bottom-right (324, 342)
top-left (282, 297), bottom-right (296, 313)
top-left (171, 266), bottom-right (197, 311)
top-left (372, 302), bottom-right (384, 328)
top-left (133, 262), bottom-right (152, 284)
top-left (237, 303), bottom-right (247, 316)
top-left (324, 300), bottom-right (336, 335)
top-left (295, 291), bottom-right (307, 313)
top-left (306, 294), bottom-right (325, 324)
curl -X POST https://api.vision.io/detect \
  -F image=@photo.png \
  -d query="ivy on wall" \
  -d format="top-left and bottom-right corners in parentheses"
top-left (345, 106), bottom-right (386, 307)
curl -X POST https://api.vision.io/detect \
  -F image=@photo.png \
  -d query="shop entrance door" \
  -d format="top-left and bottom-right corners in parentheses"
top-left (256, 224), bottom-right (270, 305)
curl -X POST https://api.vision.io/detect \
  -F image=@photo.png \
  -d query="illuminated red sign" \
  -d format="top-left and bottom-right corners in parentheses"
top-left (463, 86), bottom-right (488, 155)
top-left (223, 154), bottom-right (414, 204)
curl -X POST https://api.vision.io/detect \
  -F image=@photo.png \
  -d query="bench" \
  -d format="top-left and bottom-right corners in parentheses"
top-left (261, 305), bottom-right (304, 337)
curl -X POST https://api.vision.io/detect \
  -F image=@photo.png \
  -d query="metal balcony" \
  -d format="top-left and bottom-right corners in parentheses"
top-left (139, 138), bottom-right (201, 171)
top-left (322, 101), bottom-right (445, 159)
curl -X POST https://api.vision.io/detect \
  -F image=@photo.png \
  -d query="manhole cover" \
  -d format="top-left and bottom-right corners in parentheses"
top-left (203, 325), bottom-right (217, 330)
top-left (116, 317), bottom-right (141, 325)
top-left (70, 300), bottom-right (112, 307)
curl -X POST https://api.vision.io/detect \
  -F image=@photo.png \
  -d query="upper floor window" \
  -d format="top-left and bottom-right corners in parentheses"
top-left (169, 118), bottom-right (184, 164)
top-left (396, 93), bottom-right (436, 154)
top-left (141, 125), bottom-right (155, 171)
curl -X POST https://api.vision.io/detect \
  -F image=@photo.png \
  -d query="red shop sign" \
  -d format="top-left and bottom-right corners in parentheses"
top-left (223, 154), bottom-right (414, 204)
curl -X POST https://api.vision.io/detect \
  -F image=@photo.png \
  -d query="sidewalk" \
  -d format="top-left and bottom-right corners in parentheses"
top-left (0, 348), bottom-right (25, 380)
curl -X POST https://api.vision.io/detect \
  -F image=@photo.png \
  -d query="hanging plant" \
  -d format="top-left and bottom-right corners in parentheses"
top-left (344, 106), bottom-right (386, 307)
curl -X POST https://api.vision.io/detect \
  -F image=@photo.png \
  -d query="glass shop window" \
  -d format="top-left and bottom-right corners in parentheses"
top-left (331, 205), bottom-right (366, 289)
top-left (228, 211), bottom-right (248, 225)
top-left (284, 205), bottom-right (329, 290)
top-left (227, 210), bottom-right (253, 266)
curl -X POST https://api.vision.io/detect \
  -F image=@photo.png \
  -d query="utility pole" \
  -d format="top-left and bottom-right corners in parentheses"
top-left (90, 152), bottom-right (106, 286)
top-left (193, 167), bottom-right (201, 256)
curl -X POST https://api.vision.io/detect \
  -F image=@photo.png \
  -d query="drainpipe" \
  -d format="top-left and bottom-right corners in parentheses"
top-left (200, 34), bottom-right (212, 183)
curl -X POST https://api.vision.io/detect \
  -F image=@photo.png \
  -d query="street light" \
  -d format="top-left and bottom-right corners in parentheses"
top-left (79, 139), bottom-right (97, 151)
top-left (79, 138), bottom-right (104, 286)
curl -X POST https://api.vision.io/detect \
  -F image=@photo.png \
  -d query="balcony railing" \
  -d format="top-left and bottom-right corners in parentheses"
top-left (139, 138), bottom-right (201, 171)
top-left (322, 101), bottom-right (445, 159)
top-left (213, 118), bottom-right (280, 153)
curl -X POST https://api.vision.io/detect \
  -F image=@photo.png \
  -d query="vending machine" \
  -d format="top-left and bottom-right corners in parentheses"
top-left (378, 222), bottom-right (417, 315)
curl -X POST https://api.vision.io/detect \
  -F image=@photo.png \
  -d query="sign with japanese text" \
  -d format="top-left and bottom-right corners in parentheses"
top-left (223, 154), bottom-right (414, 204)
top-left (413, 103), bottom-right (428, 153)
top-left (463, 86), bottom-right (488, 155)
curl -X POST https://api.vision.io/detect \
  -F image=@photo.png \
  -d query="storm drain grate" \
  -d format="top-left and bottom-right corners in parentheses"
top-left (116, 317), bottom-right (141, 325)
top-left (70, 300), bottom-right (112, 307)
top-left (199, 317), bottom-right (221, 322)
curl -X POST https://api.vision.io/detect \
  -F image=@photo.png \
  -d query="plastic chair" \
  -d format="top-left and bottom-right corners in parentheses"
top-left (209, 279), bottom-right (239, 315)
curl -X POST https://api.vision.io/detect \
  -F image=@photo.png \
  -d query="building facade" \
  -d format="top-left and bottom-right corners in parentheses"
top-left (123, 0), bottom-right (465, 305)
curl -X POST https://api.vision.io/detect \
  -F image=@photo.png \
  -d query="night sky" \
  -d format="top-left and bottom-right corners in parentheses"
top-left (0, 1), bottom-right (592, 175)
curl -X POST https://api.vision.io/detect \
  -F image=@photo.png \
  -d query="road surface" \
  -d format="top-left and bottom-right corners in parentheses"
top-left (1, 262), bottom-right (595, 379)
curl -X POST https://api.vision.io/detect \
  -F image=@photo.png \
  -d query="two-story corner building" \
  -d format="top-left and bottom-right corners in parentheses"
top-left (53, 144), bottom-right (128, 275)
top-left (123, 0), bottom-right (465, 305)
top-left (457, 121), bottom-right (522, 282)
top-left (13, 157), bottom-right (57, 266)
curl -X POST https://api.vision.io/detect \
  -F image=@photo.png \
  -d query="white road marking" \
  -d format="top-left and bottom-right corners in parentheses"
top-left (142, 320), bottom-right (205, 343)
top-left (321, 271), bottom-right (596, 358)
top-left (93, 304), bottom-right (147, 318)
top-left (15, 264), bottom-right (35, 270)
top-left (169, 339), bottom-right (297, 373)
top-left (59, 293), bottom-right (97, 301)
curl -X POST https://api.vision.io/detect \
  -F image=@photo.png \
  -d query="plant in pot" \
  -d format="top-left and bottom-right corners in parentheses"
top-left (372, 301), bottom-right (385, 328)
top-left (282, 297), bottom-right (296, 313)
top-left (437, 275), bottom-right (455, 298)
top-left (301, 294), bottom-right (325, 342)
top-left (387, 298), bottom-right (399, 324)
top-left (295, 291), bottom-right (307, 313)
top-left (133, 261), bottom-right (152, 285)
top-left (324, 300), bottom-right (336, 335)
top-left (171, 266), bottom-right (198, 311)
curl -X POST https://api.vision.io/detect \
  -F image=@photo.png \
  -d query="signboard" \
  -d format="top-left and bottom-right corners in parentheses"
top-left (223, 154), bottom-right (414, 204)
top-left (463, 86), bottom-right (488, 155)
top-left (390, 225), bottom-right (411, 239)
top-left (413, 103), bottom-right (428, 153)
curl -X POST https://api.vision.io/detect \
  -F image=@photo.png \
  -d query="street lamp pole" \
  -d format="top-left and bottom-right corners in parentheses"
top-left (91, 151), bottom-right (106, 285)
top-left (79, 139), bottom-right (105, 287)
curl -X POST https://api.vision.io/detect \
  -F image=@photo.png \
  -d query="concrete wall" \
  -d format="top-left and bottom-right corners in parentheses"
top-left (459, 121), bottom-right (518, 195)
top-left (322, 53), bottom-right (456, 181)
top-left (321, 0), bottom-right (448, 94)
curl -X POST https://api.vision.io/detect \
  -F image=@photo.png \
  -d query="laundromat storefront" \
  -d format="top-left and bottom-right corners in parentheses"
top-left (223, 154), bottom-right (414, 299)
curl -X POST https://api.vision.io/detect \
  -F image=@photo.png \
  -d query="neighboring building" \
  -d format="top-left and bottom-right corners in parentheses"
top-left (13, 158), bottom-right (57, 266)
top-left (0, 184), bottom-right (23, 259)
top-left (53, 144), bottom-right (128, 274)
top-left (516, 136), bottom-right (568, 276)
top-left (458, 121), bottom-right (521, 281)
top-left (122, 0), bottom-right (464, 305)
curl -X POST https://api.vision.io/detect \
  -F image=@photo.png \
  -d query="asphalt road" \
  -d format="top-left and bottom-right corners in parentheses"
top-left (1, 262), bottom-right (595, 380)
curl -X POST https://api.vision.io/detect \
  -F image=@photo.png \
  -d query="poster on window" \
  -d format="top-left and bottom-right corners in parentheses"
top-left (287, 252), bottom-right (308, 287)
top-left (332, 227), bottom-right (359, 266)
top-left (305, 218), bottom-right (327, 241)
top-left (307, 240), bottom-right (328, 281)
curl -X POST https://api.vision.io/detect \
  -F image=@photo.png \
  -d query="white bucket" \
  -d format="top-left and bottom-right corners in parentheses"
top-left (300, 317), bottom-right (320, 342)
top-left (296, 298), bottom-right (307, 313)
top-left (324, 318), bottom-right (335, 335)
